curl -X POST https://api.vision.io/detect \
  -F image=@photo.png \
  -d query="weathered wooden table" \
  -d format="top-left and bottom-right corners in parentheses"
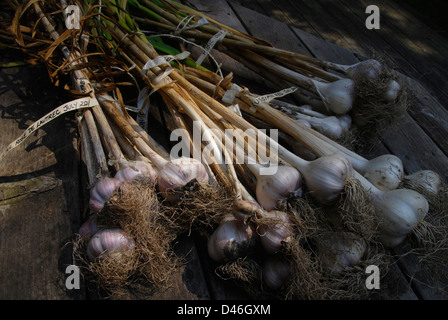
top-left (1, 0), bottom-right (447, 300)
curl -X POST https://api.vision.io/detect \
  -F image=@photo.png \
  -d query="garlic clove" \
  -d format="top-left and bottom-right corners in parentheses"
top-left (157, 157), bottom-right (209, 202)
top-left (207, 217), bottom-right (258, 262)
top-left (262, 254), bottom-right (291, 291)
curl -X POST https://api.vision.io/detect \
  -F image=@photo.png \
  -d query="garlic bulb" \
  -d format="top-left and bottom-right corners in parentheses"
top-left (247, 163), bottom-right (302, 211)
top-left (344, 59), bottom-right (383, 81)
top-left (301, 153), bottom-right (354, 204)
top-left (207, 215), bottom-right (258, 262)
top-left (115, 161), bottom-right (158, 183)
top-left (89, 177), bottom-right (122, 212)
top-left (294, 113), bottom-right (343, 139)
top-left (337, 114), bottom-right (352, 132)
top-left (402, 170), bottom-right (442, 195)
top-left (157, 157), bottom-right (209, 202)
top-left (231, 199), bottom-right (262, 221)
top-left (258, 210), bottom-right (293, 254)
top-left (262, 255), bottom-right (291, 291)
top-left (86, 228), bottom-right (135, 261)
top-left (317, 231), bottom-right (367, 274)
top-left (312, 79), bottom-right (356, 115)
top-left (79, 214), bottom-right (99, 239)
top-left (358, 154), bottom-right (404, 191)
top-left (383, 79), bottom-right (401, 102)
top-left (356, 172), bottom-right (429, 247)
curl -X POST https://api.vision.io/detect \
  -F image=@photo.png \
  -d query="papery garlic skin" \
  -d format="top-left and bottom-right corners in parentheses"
top-left (157, 157), bottom-right (209, 202)
top-left (87, 228), bottom-right (135, 261)
top-left (362, 154), bottom-right (404, 191)
top-left (317, 232), bottom-right (367, 274)
top-left (255, 165), bottom-right (302, 211)
top-left (262, 255), bottom-right (291, 291)
top-left (89, 177), bottom-right (122, 212)
top-left (303, 154), bottom-right (354, 204)
top-left (207, 217), bottom-right (258, 262)
top-left (258, 210), bottom-right (293, 254)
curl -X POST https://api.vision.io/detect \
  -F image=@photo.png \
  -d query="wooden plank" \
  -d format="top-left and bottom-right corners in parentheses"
top-left (0, 64), bottom-right (84, 299)
top-left (324, 0), bottom-right (448, 109)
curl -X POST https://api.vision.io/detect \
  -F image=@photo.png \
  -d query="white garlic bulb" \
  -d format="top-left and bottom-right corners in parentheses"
top-left (262, 255), bottom-right (291, 291)
top-left (258, 210), bottom-right (293, 254)
top-left (361, 154), bottom-right (404, 191)
top-left (317, 231), bottom-right (367, 274)
top-left (301, 153), bottom-right (354, 204)
top-left (374, 188), bottom-right (428, 242)
top-left (157, 157), bottom-right (209, 202)
top-left (337, 114), bottom-right (352, 133)
top-left (312, 78), bottom-right (356, 115)
top-left (86, 228), bottom-right (135, 261)
top-left (345, 59), bottom-right (383, 81)
top-left (249, 163), bottom-right (302, 211)
top-left (89, 177), bottom-right (122, 212)
top-left (402, 170), bottom-right (442, 195)
top-left (356, 172), bottom-right (429, 248)
top-left (207, 216), bottom-right (258, 262)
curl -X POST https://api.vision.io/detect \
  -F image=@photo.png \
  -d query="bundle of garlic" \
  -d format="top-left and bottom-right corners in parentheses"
top-left (127, 0), bottom-right (409, 142)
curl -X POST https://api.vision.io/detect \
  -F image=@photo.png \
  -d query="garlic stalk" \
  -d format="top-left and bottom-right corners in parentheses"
top-left (322, 59), bottom-right (383, 82)
top-left (98, 95), bottom-right (210, 202)
top-left (239, 49), bottom-right (355, 115)
top-left (172, 73), bottom-right (355, 205)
